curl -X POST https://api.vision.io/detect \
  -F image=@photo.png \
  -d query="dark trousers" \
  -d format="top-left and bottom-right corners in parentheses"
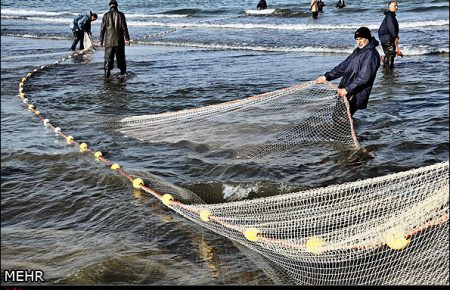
top-left (382, 41), bottom-right (396, 69)
top-left (71, 30), bottom-right (84, 51)
top-left (312, 11), bottom-right (319, 19)
top-left (104, 46), bottom-right (126, 77)
top-left (348, 96), bottom-right (357, 116)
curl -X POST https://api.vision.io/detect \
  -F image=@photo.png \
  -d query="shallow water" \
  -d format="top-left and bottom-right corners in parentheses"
top-left (1, 0), bottom-right (449, 285)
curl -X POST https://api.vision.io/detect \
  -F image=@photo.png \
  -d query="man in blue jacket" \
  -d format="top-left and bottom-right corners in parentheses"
top-left (70, 11), bottom-right (97, 51)
top-left (316, 27), bottom-right (380, 116)
top-left (378, 1), bottom-right (402, 69)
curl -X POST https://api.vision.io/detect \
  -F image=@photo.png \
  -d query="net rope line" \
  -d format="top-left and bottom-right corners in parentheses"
top-left (17, 46), bottom-right (448, 252)
top-left (130, 14), bottom-right (246, 45)
top-left (16, 42), bottom-right (449, 285)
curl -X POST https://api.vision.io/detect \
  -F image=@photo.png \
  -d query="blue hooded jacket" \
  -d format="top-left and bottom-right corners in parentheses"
top-left (325, 37), bottom-right (380, 110)
top-left (378, 11), bottom-right (399, 45)
top-left (70, 13), bottom-right (92, 33)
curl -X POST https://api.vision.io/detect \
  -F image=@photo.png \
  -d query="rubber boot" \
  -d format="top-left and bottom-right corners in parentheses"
top-left (384, 54), bottom-right (395, 69)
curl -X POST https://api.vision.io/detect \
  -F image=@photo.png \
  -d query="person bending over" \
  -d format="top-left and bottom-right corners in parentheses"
top-left (70, 11), bottom-right (97, 51)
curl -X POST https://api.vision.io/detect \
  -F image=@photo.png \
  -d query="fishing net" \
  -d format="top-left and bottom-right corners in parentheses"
top-left (142, 159), bottom-right (449, 285)
top-left (83, 32), bottom-right (93, 50)
top-left (117, 81), bottom-right (449, 285)
top-left (118, 81), bottom-right (360, 159)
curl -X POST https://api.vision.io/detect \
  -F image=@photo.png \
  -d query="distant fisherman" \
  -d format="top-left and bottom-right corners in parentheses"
top-left (378, 1), bottom-right (402, 69)
top-left (336, 0), bottom-right (345, 9)
top-left (257, 0), bottom-right (268, 10)
top-left (310, 0), bottom-right (319, 19)
top-left (318, 0), bottom-right (325, 13)
top-left (316, 27), bottom-right (380, 116)
top-left (70, 11), bottom-right (97, 51)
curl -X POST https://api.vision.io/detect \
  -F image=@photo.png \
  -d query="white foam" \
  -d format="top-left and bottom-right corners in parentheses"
top-left (400, 45), bottom-right (450, 56)
top-left (1, 9), bottom-right (187, 19)
top-left (223, 183), bottom-right (259, 201)
top-left (137, 39), bottom-right (450, 56)
top-left (16, 34), bottom-right (68, 40)
top-left (1, 8), bottom-right (76, 17)
top-left (126, 13), bottom-right (188, 19)
top-left (127, 19), bottom-right (449, 31)
top-left (5, 12), bottom-right (448, 32)
top-left (23, 17), bottom-right (72, 23)
top-left (142, 40), bottom-right (353, 54)
top-left (1, 51), bottom-right (69, 60)
top-left (245, 9), bottom-right (276, 15)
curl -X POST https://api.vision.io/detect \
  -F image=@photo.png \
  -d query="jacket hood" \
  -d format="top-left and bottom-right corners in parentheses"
top-left (363, 37), bottom-right (379, 49)
top-left (367, 36), bottom-right (379, 48)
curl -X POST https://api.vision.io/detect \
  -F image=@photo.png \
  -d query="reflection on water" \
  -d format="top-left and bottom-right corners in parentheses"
top-left (129, 186), bottom-right (272, 284)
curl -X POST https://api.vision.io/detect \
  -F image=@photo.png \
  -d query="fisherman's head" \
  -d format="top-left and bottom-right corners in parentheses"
top-left (89, 11), bottom-right (98, 21)
top-left (388, 1), bottom-right (398, 13)
top-left (109, 0), bottom-right (118, 8)
top-left (354, 27), bottom-right (371, 48)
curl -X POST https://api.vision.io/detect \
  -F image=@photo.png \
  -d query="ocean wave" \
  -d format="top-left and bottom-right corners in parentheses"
top-left (244, 8), bottom-right (328, 18)
top-left (1, 51), bottom-right (71, 61)
top-left (0, 16), bottom-right (72, 23)
top-left (0, 8), bottom-right (189, 20)
top-left (135, 40), bottom-right (449, 56)
top-left (400, 20), bottom-right (449, 29)
top-left (2, 33), bottom-right (70, 40)
top-left (4, 32), bottom-right (447, 56)
top-left (125, 13), bottom-right (188, 19)
top-left (3, 14), bottom-right (448, 32)
top-left (126, 19), bottom-right (450, 31)
top-left (401, 46), bottom-right (450, 56)
top-left (161, 8), bottom-right (201, 15)
top-left (405, 5), bottom-right (450, 13)
top-left (133, 40), bottom-right (353, 54)
top-left (1, 8), bottom-right (76, 17)
top-left (0, 10), bottom-right (189, 21)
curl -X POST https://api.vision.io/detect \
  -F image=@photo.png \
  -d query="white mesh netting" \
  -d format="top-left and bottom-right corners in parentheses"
top-left (119, 81), bottom-right (360, 159)
top-left (142, 160), bottom-right (449, 285)
top-left (83, 32), bottom-right (93, 50)
top-left (117, 81), bottom-right (448, 285)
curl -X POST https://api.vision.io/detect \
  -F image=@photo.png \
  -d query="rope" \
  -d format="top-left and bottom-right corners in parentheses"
top-left (131, 14), bottom-right (246, 44)
top-left (325, 81), bottom-right (361, 150)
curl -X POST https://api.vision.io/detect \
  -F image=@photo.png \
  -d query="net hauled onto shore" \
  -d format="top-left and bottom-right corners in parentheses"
top-left (139, 160), bottom-right (449, 285)
top-left (117, 81), bottom-right (448, 285)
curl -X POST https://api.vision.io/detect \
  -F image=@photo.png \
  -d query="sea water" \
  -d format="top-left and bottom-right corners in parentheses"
top-left (1, 0), bottom-right (448, 285)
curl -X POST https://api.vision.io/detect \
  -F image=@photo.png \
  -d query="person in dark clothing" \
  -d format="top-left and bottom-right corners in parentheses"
top-left (316, 27), bottom-right (380, 116)
top-left (70, 11), bottom-right (97, 51)
top-left (378, 1), bottom-right (402, 69)
top-left (336, 0), bottom-right (345, 9)
top-left (318, 0), bottom-right (325, 12)
top-left (310, 0), bottom-right (319, 19)
top-left (99, 0), bottom-right (130, 78)
top-left (257, 0), bottom-right (268, 10)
